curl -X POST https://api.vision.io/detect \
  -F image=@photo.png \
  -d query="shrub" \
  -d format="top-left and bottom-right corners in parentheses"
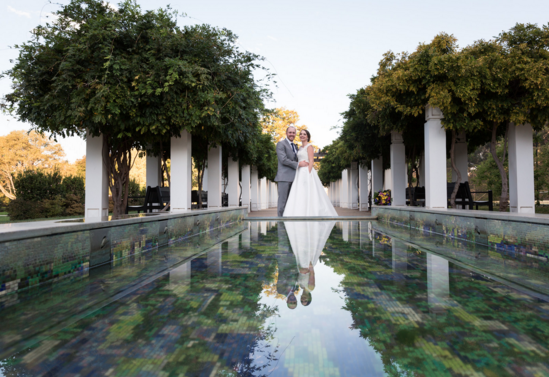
top-left (8, 170), bottom-right (85, 219)
top-left (8, 199), bottom-right (44, 220)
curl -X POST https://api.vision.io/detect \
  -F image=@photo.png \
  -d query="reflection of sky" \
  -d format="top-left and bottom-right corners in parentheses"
top-left (254, 261), bottom-right (385, 376)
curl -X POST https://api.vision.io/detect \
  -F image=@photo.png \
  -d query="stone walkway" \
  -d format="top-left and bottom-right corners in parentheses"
top-left (247, 207), bottom-right (371, 218)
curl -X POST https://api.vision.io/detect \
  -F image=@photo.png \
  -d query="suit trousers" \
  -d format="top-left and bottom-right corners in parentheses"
top-left (277, 181), bottom-right (292, 217)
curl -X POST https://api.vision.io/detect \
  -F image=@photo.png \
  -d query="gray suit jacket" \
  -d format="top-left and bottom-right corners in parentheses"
top-left (274, 139), bottom-right (298, 182)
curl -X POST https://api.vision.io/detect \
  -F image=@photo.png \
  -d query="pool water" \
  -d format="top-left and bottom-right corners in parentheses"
top-left (1, 221), bottom-right (549, 376)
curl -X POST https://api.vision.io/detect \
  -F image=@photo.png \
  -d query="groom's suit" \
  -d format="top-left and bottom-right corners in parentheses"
top-left (274, 138), bottom-right (298, 217)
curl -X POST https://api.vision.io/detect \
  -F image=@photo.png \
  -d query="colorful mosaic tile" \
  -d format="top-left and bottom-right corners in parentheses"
top-left (0, 208), bottom-right (246, 296)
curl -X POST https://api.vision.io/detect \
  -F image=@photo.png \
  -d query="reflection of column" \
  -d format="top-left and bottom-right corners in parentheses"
top-left (260, 221), bottom-right (267, 235)
top-left (251, 221), bottom-right (259, 241)
top-left (350, 221), bottom-right (359, 244)
top-left (342, 221), bottom-right (349, 242)
top-left (170, 261), bottom-right (191, 288)
top-left (359, 221), bottom-right (370, 250)
top-left (241, 223), bottom-right (251, 249)
top-left (369, 223), bottom-right (375, 256)
top-left (392, 238), bottom-right (407, 281)
top-left (207, 244), bottom-right (222, 276)
top-left (227, 234), bottom-right (240, 255)
top-left (427, 253), bottom-right (450, 310)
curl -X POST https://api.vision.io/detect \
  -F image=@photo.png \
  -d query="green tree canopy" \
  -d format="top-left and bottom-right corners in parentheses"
top-left (2, 0), bottom-right (272, 216)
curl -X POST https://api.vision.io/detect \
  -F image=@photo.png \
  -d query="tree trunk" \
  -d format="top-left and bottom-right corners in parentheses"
top-left (0, 169), bottom-right (16, 200)
top-left (490, 123), bottom-right (509, 212)
top-left (105, 137), bottom-right (134, 219)
top-left (407, 145), bottom-right (416, 206)
top-left (197, 160), bottom-right (205, 209)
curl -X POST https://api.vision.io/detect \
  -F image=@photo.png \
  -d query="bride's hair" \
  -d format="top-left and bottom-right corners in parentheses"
top-left (301, 129), bottom-right (311, 142)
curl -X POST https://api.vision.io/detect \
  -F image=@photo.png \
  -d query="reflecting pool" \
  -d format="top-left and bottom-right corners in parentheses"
top-left (1, 221), bottom-right (549, 376)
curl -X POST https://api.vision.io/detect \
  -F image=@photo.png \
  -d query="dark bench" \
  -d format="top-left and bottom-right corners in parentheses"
top-left (192, 190), bottom-right (208, 209)
top-left (126, 186), bottom-right (170, 214)
top-left (191, 190), bottom-right (229, 208)
top-left (447, 181), bottom-right (493, 211)
top-left (406, 186), bottom-right (425, 206)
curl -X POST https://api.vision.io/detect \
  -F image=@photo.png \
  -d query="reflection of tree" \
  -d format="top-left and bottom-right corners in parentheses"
top-left (262, 267), bottom-right (289, 301)
top-left (324, 229), bottom-right (549, 376)
top-left (5, 229), bottom-right (284, 376)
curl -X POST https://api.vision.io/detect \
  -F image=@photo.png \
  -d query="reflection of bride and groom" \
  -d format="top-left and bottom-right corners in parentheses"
top-left (276, 221), bottom-right (335, 309)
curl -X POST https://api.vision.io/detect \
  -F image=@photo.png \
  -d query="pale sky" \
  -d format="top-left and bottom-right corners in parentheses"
top-left (2, 0), bottom-right (549, 162)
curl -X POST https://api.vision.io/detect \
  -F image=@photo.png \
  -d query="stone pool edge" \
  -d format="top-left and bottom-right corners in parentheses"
top-left (0, 207), bottom-right (247, 296)
top-left (372, 205), bottom-right (549, 258)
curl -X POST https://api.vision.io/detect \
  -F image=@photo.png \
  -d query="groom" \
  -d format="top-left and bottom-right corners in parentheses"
top-left (275, 126), bottom-right (308, 217)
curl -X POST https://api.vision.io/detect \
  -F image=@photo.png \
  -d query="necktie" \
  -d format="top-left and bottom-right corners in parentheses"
top-left (291, 143), bottom-right (297, 155)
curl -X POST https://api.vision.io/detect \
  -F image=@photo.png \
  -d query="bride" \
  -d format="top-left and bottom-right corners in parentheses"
top-left (283, 130), bottom-right (338, 217)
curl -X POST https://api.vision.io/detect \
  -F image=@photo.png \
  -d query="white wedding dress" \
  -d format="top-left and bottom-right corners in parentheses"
top-left (283, 144), bottom-right (338, 217)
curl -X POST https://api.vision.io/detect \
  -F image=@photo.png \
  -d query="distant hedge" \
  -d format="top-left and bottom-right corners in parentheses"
top-left (8, 170), bottom-right (85, 220)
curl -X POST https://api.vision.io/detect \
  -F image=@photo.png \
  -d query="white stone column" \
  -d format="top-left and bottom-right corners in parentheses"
top-left (270, 182), bottom-right (277, 207)
top-left (427, 253), bottom-right (450, 310)
top-left (85, 132), bottom-right (109, 221)
top-left (419, 151), bottom-right (426, 187)
top-left (260, 177), bottom-right (268, 210)
top-left (509, 123), bottom-right (535, 213)
top-left (391, 131), bottom-right (406, 206)
top-left (227, 157), bottom-right (240, 207)
top-left (341, 170), bottom-right (349, 208)
top-left (171, 131), bottom-right (192, 212)
top-left (202, 168), bottom-right (208, 191)
top-left (336, 180), bottom-right (340, 207)
top-left (359, 163), bottom-right (369, 211)
top-left (146, 152), bottom-right (162, 188)
top-left (424, 105), bottom-right (447, 209)
top-left (332, 182), bottom-right (336, 206)
top-left (349, 162), bottom-right (359, 209)
top-left (371, 158), bottom-right (383, 197)
top-left (207, 146), bottom-right (222, 208)
top-left (452, 132), bottom-right (468, 182)
top-left (241, 165), bottom-right (251, 212)
top-left (251, 166), bottom-right (259, 211)
top-left (384, 169), bottom-right (392, 191)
